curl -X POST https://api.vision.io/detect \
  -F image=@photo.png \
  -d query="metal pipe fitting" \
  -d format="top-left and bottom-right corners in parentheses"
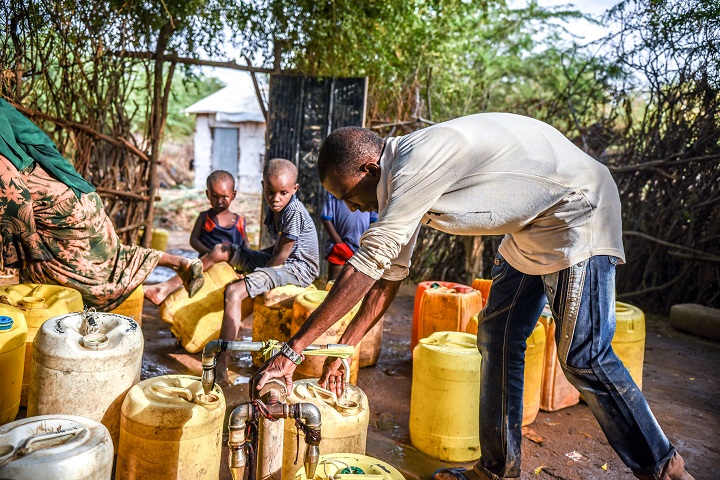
top-left (201, 340), bottom-right (266, 394)
top-left (293, 403), bottom-right (321, 478)
top-left (228, 403), bottom-right (251, 480)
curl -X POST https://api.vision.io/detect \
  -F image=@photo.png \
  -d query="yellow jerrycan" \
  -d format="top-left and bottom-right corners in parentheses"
top-left (160, 262), bottom-right (246, 353)
top-left (107, 286), bottom-right (144, 326)
top-left (27, 311), bottom-right (143, 451)
top-left (538, 304), bottom-right (580, 412)
top-left (466, 314), bottom-right (546, 425)
top-left (151, 228), bottom-right (169, 252)
top-left (282, 379), bottom-right (370, 479)
top-left (613, 302), bottom-right (646, 390)
top-left (0, 414), bottom-right (114, 480)
top-left (522, 320), bottom-right (546, 426)
top-left (326, 280), bottom-right (382, 368)
top-left (292, 290), bottom-right (361, 384)
top-left (0, 304), bottom-right (27, 425)
top-left (293, 453), bottom-right (405, 480)
top-left (415, 285), bottom-right (483, 350)
top-left (252, 284), bottom-right (317, 366)
top-left (0, 283), bottom-right (83, 406)
top-left (116, 374), bottom-right (225, 480)
top-left (410, 331), bottom-right (482, 462)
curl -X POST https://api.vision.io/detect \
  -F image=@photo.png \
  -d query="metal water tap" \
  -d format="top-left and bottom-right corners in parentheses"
top-left (227, 379), bottom-right (321, 480)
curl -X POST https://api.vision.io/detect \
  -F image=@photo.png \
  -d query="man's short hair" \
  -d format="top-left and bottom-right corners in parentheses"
top-left (207, 170), bottom-right (235, 189)
top-left (263, 158), bottom-right (298, 183)
top-left (318, 127), bottom-right (384, 182)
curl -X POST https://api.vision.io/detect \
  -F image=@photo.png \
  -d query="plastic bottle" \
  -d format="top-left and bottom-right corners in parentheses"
top-left (0, 305), bottom-right (27, 425)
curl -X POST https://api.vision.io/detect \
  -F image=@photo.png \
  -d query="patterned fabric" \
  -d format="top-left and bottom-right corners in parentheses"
top-left (262, 195), bottom-right (319, 286)
top-left (0, 154), bottom-right (162, 310)
top-left (198, 209), bottom-right (247, 250)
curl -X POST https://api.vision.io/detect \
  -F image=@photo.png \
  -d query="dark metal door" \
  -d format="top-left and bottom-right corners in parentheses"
top-left (212, 127), bottom-right (239, 179)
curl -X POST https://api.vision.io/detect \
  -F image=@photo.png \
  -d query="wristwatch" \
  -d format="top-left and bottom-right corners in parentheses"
top-left (279, 343), bottom-right (304, 365)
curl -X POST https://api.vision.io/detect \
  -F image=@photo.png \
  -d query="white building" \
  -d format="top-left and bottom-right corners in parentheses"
top-left (184, 84), bottom-right (266, 193)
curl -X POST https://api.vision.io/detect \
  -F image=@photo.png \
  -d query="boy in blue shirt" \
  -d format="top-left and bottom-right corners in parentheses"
top-left (321, 191), bottom-right (377, 281)
top-left (146, 158), bottom-right (319, 384)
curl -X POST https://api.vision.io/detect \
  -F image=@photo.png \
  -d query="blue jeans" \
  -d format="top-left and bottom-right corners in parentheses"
top-left (475, 253), bottom-right (675, 478)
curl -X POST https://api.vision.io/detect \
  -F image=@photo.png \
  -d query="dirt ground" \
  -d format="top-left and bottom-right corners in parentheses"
top-left (136, 230), bottom-right (720, 480)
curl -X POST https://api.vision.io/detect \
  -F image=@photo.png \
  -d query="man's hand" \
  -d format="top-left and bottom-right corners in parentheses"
top-left (318, 356), bottom-right (347, 397)
top-left (251, 353), bottom-right (297, 398)
top-left (27, 260), bottom-right (49, 283)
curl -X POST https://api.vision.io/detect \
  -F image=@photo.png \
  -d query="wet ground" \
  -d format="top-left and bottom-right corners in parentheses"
top-left (138, 233), bottom-right (720, 480)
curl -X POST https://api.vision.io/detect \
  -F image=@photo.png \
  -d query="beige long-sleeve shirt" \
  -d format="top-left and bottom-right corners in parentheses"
top-left (347, 113), bottom-right (625, 281)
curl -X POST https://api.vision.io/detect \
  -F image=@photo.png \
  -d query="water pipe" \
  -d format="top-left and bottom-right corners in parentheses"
top-left (227, 379), bottom-right (321, 480)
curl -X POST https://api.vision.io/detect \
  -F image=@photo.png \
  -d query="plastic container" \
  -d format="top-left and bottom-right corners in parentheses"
top-left (293, 453), bottom-right (405, 480)
top-left (613, 302), bottom-right (646, 390)
top-left (160, 262), bottom-right (246, 353)
top-left (522, 320), bottom-right (546, 426)
top-left (326, 279), bottom-right (382, 368)
top-left (412, 281), bottom-right (467, 348)
top-left (471, 278), bottom-right (493, 303)
top-left (0, 414), bottom-right (113, 480)
top-left (414, 285), bottom-right (483, 350)
top-left (409, 331), bottom-right (481, 462)
top-left (291, 290), bottom-right (361, 384)
top-left (115, 375), bottom-right (225, 480)
top-left (252, 284), bottom-right (317, 366)
top-left (0, 283), bottom-right (84, 406)
top-left (539, 305), bottom-right (580, 412)
top-left (282, 378), bottom-right (370, 479)
top-left (108, 285), bottom-right (144, 326)
top-left (0, 305), bottom-right (27, 425)
top-left (27, 312), bottom-right (143, 451)
top-left (151, 228), bottom-right (169, 252)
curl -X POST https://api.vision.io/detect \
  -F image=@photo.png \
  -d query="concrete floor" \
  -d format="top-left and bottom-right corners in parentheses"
top-left (137, 236), bottom-right (720, 480)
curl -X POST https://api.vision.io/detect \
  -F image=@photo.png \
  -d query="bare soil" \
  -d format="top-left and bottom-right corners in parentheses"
top-left (139, 230), bottom-right (719, 480)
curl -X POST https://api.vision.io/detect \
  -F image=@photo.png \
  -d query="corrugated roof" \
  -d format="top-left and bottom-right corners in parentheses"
top-left (183, 84), bottom-right (265, 122)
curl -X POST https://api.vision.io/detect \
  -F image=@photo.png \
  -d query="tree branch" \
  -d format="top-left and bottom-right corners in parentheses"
top-left (109, 50), bottom-right (276, 74)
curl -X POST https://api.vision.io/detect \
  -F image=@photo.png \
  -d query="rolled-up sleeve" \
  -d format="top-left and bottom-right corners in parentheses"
top-left (348, 128), bottom-right (464, 280)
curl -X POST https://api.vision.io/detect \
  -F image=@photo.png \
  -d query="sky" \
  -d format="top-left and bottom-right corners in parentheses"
top-left (205, 0), bottom-right (623, 88)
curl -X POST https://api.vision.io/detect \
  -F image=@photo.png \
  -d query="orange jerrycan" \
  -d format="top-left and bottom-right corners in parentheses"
top-left (471, 278), bottom-right (493, 303)
top-left (0, 283), bottom-right (83, 406)
top-left (414, 285), bottom-right (483, 350)
top-left (252, 284), bottom-right (316, 366)
top-left (410, 331), bottom-right (481, 462)
top-left (0, 304), bottom-right (26, 425)
top-left (539, 304), bottom-right (580, 412)
top-left (412, 281), bottom-right (467, 348)
top-left (159, 262), bottom-right (246, 353)
top-left (291, 290), bottom-right (361, 384)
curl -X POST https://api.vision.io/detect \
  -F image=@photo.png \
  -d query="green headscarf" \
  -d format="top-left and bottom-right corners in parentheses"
top-left (0, 98), bottom-right (95, 197)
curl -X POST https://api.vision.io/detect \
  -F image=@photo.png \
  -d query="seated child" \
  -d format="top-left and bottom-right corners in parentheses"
top-left (145, 158), bottom-right (319, 384)
top-left (321, 191), bottom-right (377, 281)
top-left (189, 170), bottom-right (249, 255)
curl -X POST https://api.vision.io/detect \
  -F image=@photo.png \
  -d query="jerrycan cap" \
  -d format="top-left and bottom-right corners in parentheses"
top-left (0, 316), bottom-right (12, 330)
top-left (20, 296), bottom-right (45, 308)
top-left (82, 333), bottom-right (109, 350)
top-left (454, 286), bottom-right (473, 294)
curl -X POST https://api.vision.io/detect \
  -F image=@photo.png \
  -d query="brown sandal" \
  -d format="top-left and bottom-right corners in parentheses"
top-left (179, 259), bottom-right (204, 298)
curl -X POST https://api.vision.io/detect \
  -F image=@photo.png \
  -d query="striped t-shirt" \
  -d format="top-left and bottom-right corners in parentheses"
top-left (264, 195), bottom-right (319, 285)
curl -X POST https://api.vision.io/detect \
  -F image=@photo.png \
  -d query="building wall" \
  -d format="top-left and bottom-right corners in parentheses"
top-left (193, 114), bottom-right (213, 190)
top-left (192, 115), bottom-right (266, 194)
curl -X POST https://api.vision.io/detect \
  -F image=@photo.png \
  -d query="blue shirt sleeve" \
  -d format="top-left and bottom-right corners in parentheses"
top-left (321, 192), bottom-right (334, 221)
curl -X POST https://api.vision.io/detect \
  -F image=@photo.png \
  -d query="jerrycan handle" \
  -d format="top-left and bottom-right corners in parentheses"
top-left (0, 426), bottom-right (85, 468)
top-left (148, 384), bottom-right (194, 402)
top-left (420, 337), bottom-right (477, 349)
top-left (306, 382), bottom-right (338, 405)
